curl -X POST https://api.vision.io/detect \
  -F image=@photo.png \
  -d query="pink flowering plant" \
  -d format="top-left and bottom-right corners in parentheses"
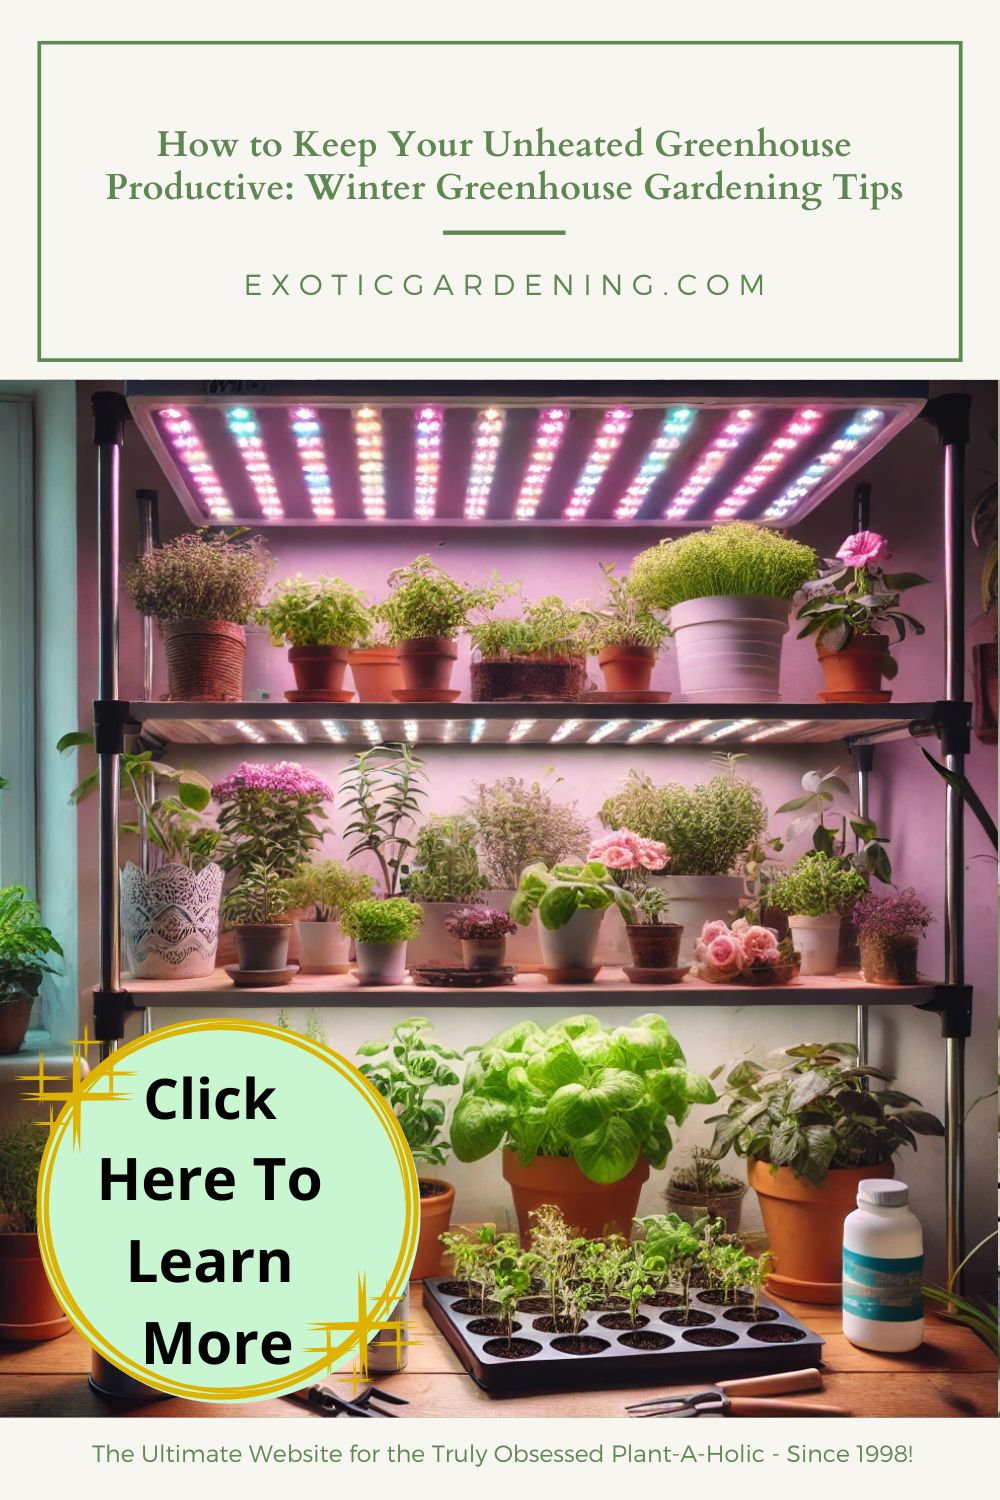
top-left (694, 916), bottom-right (797, 984)
top-left (795, 531), bottom-right (927, 670)
top-left (588, 828), bottom-right (671, 925)
top-left (212, 760), bottom-right (332, 878)
top-left (851, 889), bottom-right (932, 943)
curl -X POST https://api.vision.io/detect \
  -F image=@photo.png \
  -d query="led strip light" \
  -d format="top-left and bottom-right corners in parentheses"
top-left (626, 721), bottom-right (662, 744)
top-left (514, 407), bottom-right (569, 520)
top-left (563, 408), bottom-right (633, 520)
top-left (507, 719), bottom-right (536, 742)
top-left (159, 409), bottom-right (233, 520)
top-left (549, 719), bottom-right (583, 743)
top-left (712, 409), bottom-right (822, 521)
top-left (403, 720), bottom-right (419, 743)
top-left (703, 719), bottom-right (758, 742)
top-left (361, 719), bottom-right (382, 744)
top-left (414, 406), bottom-right (443, 521)
top-left (745, 720), bottom-right (807, 742)
top-left (614, 408), bottom-right (695, 520)
top-left (274, 718), bottom-right (305, 743)
top-left (464, 408), bottom-right (505, 520)
top-left (587, 719), bottom-right (627, 744)
top-left (469, 719), bottom-right (486, 743)
top-left (226, 408), bottom-right (284, 520)
top-left (354, 407), bottom-right (386, 520)
top-left (232, 719), bottom-right (266, 743)
top-left (320, 720), bottom-right (344, 742)
top-left (663, 409), bottom-right (756, 520)
top-left (763, 409), bottom-right (886, 520)
top-left (290, 407), bottom-right (335, 520)
top-left (664, 719), bottom-right (713, 743)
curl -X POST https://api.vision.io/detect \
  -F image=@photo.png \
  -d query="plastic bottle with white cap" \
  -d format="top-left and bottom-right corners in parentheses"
top-left (842, 1179), bottom-right (924, 1351)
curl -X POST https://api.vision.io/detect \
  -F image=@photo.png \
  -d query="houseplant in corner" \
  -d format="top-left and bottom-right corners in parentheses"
top-left (445, 907), bottom-right (518, 970)
top-left (851, 889), bottom-right (933, 984)
top-left (342, 897), bottom-right (423, 985)
top-left (510, 861), bottom-right (636, 982)
top-left (0, 1123), bottom-right (70, 1341)
top-left (588, 561), bottom-right (670, 695)
top-left (768, 853), bottom-right (868, 976)
top-left (0, 888), bottom-right (62, 1055)
top-left (125, 529), bottom-right (273, 701)
top-left (377, 555), bottom-right (515, 699)
top-left (221, 859), bottom-right (294, 978)
top-left (281, 859), bottom-right (374, 974)
top-left (629, 521), bottom-right (817, 702)
top-left (706, 1042), bottom-right (943, 1302)
top-left (256, 574), bottom-right (373, 700)
top-left (402, 814), bottom-right (487, 965)
top-left (469, 595), bottom-right (592, 701)
top-left (357, 1017), bottom-right (463, 1279)
top-left (796, 530), bottom-right (927, 702)
top-left (451, 1012), bottom-right (715, 1242)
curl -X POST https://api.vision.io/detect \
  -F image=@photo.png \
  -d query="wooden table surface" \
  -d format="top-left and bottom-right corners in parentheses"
top-left (1, 1285), bottom-right (995, 1419)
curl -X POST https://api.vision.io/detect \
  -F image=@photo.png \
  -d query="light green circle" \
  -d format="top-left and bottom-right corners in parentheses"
top-left (38, 1021), bottom-right (417, 1402)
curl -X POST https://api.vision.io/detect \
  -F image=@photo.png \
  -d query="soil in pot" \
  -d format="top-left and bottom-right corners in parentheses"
top-left (161, 619), bottom-right (246, 701)
top-left (471, 657), bottom-right (587, 702)
top-left (398, 637), bottom-right (458, 694)
top-left (0, 995), bottom-right (34, 1055)
top-left (817, 633), bottom-right (892, 701)
top-left (503, 1150), bottom-right (650, 1245)
top-left (747, 1323), bottom-right (807, 1343)
top-left (452, 1297), bottom-right (500, 1316)
top-left (598, 1312), bottom-right (648, 1330)
top-left (698, 1288), bottom-right (752, 1307)
top-left (233, 923), bottom-right (290, 972)
top-left (411, 1178), bottom-right (455, 1281)
top-left (618, 1330), bottom-right (674, 1351)
top-left (625, 923), bottom-right (683, 970)
top-left (725, 1306), bottom-right (779, 1324)
top-left (349, 646), bottom-right (406, 702)
top-left (482, 1337), bottom-right (542, 1360)
top-left (516, 1295), bottom-right (552, 1313)
top-left (644, 1289), bottom-right (683, 1308)
top-left (533, 1314), bottom-right (584, 1334)
top-left (288, 644), bottom-right (350, 695)
top-left (597, 645), bottom-right (656, 694)
top-left (550, 1335), bottom-right (610, 1356)
top-left (660, 1308), bottom-right (714, 1327)
top-left (468, 1318), bottom-right (521, 1337)
top-left (681, 1328), bottom-right (739, 1348)
top-left (860, 934), bottom-right (920, 984)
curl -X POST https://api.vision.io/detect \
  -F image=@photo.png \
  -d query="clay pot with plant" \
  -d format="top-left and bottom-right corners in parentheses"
top-left (256, 574), bottom-right (373, 699)
top-left (0, 887), bottom-right (62, 1056)
top-left (509, 860), bottom-right (636, 981)
top-left (222, 860), bottom-right (293, 973)
top-left (402, 815), bottom-right (488, 966)
top-left (0, 1124), bottom-right (70, 1340)
top-left (445, 906), bottom-right (519, 970)
top-left (451, 1013), bottom-right (715, 1245)
top-left (377, 556), bottom-right (516, 699)
top-left (281, 860), bottom-right (374, 974)
top-left (629, 522), bottom-right (818, 703)
top-left (796, 531), bottom-right (927, 703)
top-left (349, 622), bottom-right (406, 703)
top-left (851, 889), bottom-right (933, 984)
top-left (664, 1148), bottom-right (747, 1234)
top-left (357, 1017), bottom-right (463, 1280)
top-left (587, 828), bottom-right (680, 978)
top-left (469, 595), bottom-right (592, 702)
top-left (588, 561), bottom-right (670, 695)
top-left (768, 853), bottom-right (868, 977)
top-left (706, 1042), bottom-right (943, 1302)
top-left (125, 530), bottom-right (273, 701)
top-left (341, 897), bottom-right (423, 986)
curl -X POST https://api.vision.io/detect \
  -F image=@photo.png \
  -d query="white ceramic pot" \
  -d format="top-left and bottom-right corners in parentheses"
top-left (295, 919), bottom-right (351, 974)
top-left (788, 913), bottom-right (842, 975)
top-left (595, 900), bottom-right (633, 968)
top-left (367, 1287), bottom-right (410, 1373)
top-left (355, 939), bottom-right (408, 985)
top-left (406, 901), bottom-right (468, 968)
top-left (648, 874), bottom-right (745, 963)
top-left (121, 861), bottom-right (223, 979)
top-left (538, 907), bottom-right (605, 971)
top-left (488, 888), bottom-right (542, 970)
top-left (669, 595), bottom-right (791, 703)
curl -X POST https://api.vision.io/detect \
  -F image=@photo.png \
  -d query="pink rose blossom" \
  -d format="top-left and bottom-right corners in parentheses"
top-left (595, 843), bottom-right (634, 870)
top-left (636, 838), bottom-right (670, 872)
top-left (836, 531), bottom-right (889, 569)
top-left (740, 924), bottom-right (781, 961)
top-left (705, 932), bottom-right (744, 971)
top-left (700, 919), bottom-right (731, 944)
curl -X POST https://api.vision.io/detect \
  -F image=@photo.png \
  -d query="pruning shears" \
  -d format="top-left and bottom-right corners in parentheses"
top-left (627, 1368), bottom-right (846, 1417)
top-left (285, 1382), bottom-right (410, 1418)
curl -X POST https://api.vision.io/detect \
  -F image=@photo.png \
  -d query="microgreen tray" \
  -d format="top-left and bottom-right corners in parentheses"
top-left (423, 1278), bottom-right (825, 1397)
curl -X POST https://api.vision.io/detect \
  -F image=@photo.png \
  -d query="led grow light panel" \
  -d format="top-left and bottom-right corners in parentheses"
top-left (129, 389), bottom-right (924, 529)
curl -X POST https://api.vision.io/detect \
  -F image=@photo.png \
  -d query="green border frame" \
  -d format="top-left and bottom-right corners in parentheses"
top-left (36, 39), bottom-right (963, 363)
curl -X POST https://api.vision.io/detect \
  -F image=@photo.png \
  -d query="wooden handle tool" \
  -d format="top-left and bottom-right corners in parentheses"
top-left (726, 1397), bottom-right (846, 1417)
top-left (717, 1368), bottom-right (824, 1397)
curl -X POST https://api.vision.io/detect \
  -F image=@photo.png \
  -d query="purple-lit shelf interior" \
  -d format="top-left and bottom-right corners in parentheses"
top-left (128, 392), bottom-right (923, 530)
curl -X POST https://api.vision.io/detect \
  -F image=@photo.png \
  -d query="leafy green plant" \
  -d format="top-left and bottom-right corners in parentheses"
top-left (377, 555), bottom-right (515, 641)
top-left (636, 1212), bottom-right (704, 1311)
top-left (256, 574), bottom-right (373, 648)
top-left (706, 1042), bottom-right (944, 1187)
top-left (601, 755), bottom-right (768, 877)
top-left (587, 562), bottom-right (670, 652)
top-left (221, 861), bottom-right (291, 927)
top-left (922, 1233), bottom-right (998, 1354)
top-left (0, 1123), bottom-right (45, 1233)
top-left (469, 596), bottom-right (593, 661)
top-left (212, 761), bottom-right (332, 879)
top-left (464, 775), bottom-right (590, 890)
top-left (777, 768), bottom-right (892, 883)
top-left (125, 529), bottom-right (273, 623)
top-left (341, 897), bottom-right (423, 944)
top-left (0, 887), bottom-right (63, 1005)
top-left (768, 852), bottom-right (867, 917)
top-left (629, 522), bottom-right (817, 611)
top-left (403, 816), bottom-right (486, 903)
top-left (451, 1012), bottom-right (715, 1184)
top-left (919, 750), bottom-right (998, 851)
top-left (280, 860), bottom-right (374, 922)
top-left (510, 861), bottom-right (636, 929)
top-left (340, 744), bottom-right (427, 896)
top-left (796, 534), bottom-right (927, 664)
top-left (357, 1017), bottom-right (463, 1168)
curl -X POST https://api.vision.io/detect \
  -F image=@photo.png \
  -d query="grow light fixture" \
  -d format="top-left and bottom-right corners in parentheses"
top-left (442, 720), bottom-right (455, 742)
top-left (712, 408), bottom-right (822, 520)
top-left (226, 408), bottom-right (284, 520)
top-left (320, 720), bottom-right (344, 742)
top-left (549, 718), bottom-right (583, 743)
top-left (158, 408), bottom-right (233, 520)
top-left (353, 407), bottom-right (386, 520)
top-left (703, 718), bottom-right (758, 741)
top-left (745, 719), bottom-right (807, 742)
top-left (663, 718), bottom-right (713, 743)
top-left (274, 718), bottom-right (305, 742)
top-left (414, 405), bottom-right (443, 520)
top-left (663, 409), bottom-right (756, 520)
top-left (563, 408), bottom-right (633, 520)
top-left (232, 718), bottom-right (266, 743)
top-left (361, 719), bottom-right (382, 743)
top-left (469, 718), bottom-right (486, 742)
top-left (507, 718), bottom-right (536, 742)
top-left (464, 408), bottom-right (505, 520)
top-left (614, 407), bottom-right (695, 520)
top-left (626, 721), bottom-right (662, 743)
top-left (587, 719), bottom-right (626, 743)
top-left (290, 407), bottom-right (335, 520)
top-left (763, 408), bottom-right (886, 520)
top-left (403, 719), bottom-right (419, 742)
top-left (514, 407), bottom-right (569, 519)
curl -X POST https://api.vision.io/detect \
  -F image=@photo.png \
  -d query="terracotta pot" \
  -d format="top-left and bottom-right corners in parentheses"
top-left (625, 923), bottom-right (682, 970)
top-left (860, 934), bottom-right (920, 985)
top-left (411, 1178), bottom-right (455, 1280)
top-left (503, 1151), bottom-right (650, 1246)
top-left (398, 637), bottom-right (458, 694)
top-left (817, 633), bottom-right (891, 700)
top-left (471, 657), bottom-right (587, 702)
top-left (349, 646), bottom-right (406, 702)
top-left (0, 1232), bottom-right (71, 1341)
top-left (288, 644), bottom-right (350, 694)
top-left (161, 619), bottom-right (246, 701)
top-left (234, 924), bottom-right (291, 972)
top-left (748, 1158), bottom-right (894, 1303)
top-left (0, 994), bottom-right (34, 1055)
top-left (598, 645), bottom-right (656, 693)
top-left (663, 1181), bottom-right (747, 1235)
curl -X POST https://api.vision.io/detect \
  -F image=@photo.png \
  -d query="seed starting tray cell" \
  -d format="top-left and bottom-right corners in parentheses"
top-left (423, 1279), bottom-right (825, 1397)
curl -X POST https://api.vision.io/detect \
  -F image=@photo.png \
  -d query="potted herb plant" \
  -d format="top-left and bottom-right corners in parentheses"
top-left (340, 744), bottom-right (427, 896)
top-left (357, 1017), bottom-right (462, 1279)
top-left (221, 860), bottom-right (293, 974)
top-left (768, 853), bottom-right (868, 976)
top-left (349, 620), bottom-right (406, 703)
top-left (377, 555), bottom-right (515, 698)
top-left (796, 531), bottom-right (927, 702)
top-left (509, 861), bottom-right (636, 980)
top-left (587, 828), bottom-right (681, 977)
top-left (851, 889), bottom-right (933, 984)
top-left (0, 889), bottom-right (62, 1055)
top-left (0, 1124), bottom-right (70, 1341)
top-left (342, 897), bottom-right (423, 985)
top-left (445, 907), bottom-right (518, 970)
top-left (125, 529), bottom-right (273, 701)
top-left (281, 859), bottom-right (374, 974)
top-left (256, 574), bottom-right (373, 698)
top-left (693, 916), bottom-right (799, 985)
top-left (601, 756), bottom-right (770, 961)
top-left (588, 562), bottom-right (670, 694)
top-left (706, 1042), bottom-right (943, 1301)
top-left (402, 814), bottom-right (487, 965)
top-left (664, 1148), bottom-right (747, 1234)
top-left (469, 595), bottom-right (591, 701)
top-left (629, 522), bottom-right (817, 702)
top-left (451, 1013), bottom-right (715, 1243)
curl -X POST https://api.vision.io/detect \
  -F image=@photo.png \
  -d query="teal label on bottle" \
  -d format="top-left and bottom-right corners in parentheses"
top-left (843, 1247), bottom-right (923, 1321)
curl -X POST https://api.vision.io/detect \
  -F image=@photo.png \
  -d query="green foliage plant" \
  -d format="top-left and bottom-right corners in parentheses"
top-left (510, 861), bottom-right (637, 930)
top-left (601, 755), bottom-right (768, 877)
top-left (341, 897), bottom-right (423, 945)
top-left (768, 851), bottom-right (868, 917)
top-left (796, 553), bottom-right (927, 666)
top-left (356, 1016), bottom-right (462, 1169)
top-left (0, 888), bottom-right (62, 1005)
top-left (0, 1124), bottom-right (46, 1233)
top-left (124, 529), bottom-right (273, 623)
top-left (280, 860), bottom-right (374, 922)
top-left (588, 562), bottom-right (670, 652)
top-left (706, 1041), bottom-right (944, 1188)
top-left (464, 775), bottom-right (589, 890)
top-left (777, 768), bottom-right (892, 884)
top-left (256, 574), bottom-right (373, 648)
top-left (469, 596), bottom-right (593, 661)
top-left (629, 522), bottom-right (817, 611)
top-left (340, 744), bottom-right (427, 896)
top-left (221, 861), bottom-right (291, 927)
top-left (377, 555), bottom-right (516, 642)
top-left (403, 815), bottom-right (486, 903)
top-left (636, 1212), bottom-right (704, 1312)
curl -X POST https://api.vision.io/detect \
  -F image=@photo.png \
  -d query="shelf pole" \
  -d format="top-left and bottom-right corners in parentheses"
top-left (135, 490), bottom-right (159, 875)
top-left (854, 744), bottom-right (874, 1064)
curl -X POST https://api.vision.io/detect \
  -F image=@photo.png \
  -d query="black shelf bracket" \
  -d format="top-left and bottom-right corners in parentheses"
top-left (91, 390), bottom-right (131, 448)
top-left (920, 393), bottom-right (972, 448)
top-left (915, 985), bottom-right (973, 1040)
top-left (906, 700), bottom-right (972, 757)
top-left (92, 698), bottom-right (133, 756)
top-left (92, 987), bottom-right (138, 1044)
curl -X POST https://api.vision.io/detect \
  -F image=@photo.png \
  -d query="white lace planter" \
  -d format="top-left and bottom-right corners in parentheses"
top-left (121, 861), bottom-right (223, 980)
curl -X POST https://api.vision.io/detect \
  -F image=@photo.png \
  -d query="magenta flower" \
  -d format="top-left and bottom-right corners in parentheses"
top-left (211, 760), bottom-right (334, 803)
top-left (836, 531), bottom-right (889, 569)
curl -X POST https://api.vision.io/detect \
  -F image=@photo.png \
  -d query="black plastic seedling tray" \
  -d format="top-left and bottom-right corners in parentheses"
top-left (424, 1279), bottom-right (825, 1397)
